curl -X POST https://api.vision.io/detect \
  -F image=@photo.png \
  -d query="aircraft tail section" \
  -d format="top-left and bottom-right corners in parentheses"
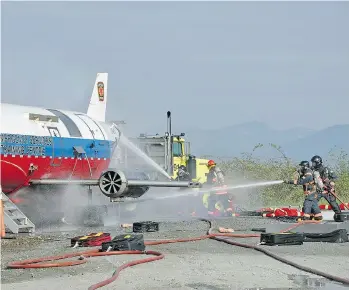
top-left (87, 73), bottom-right (108, 122)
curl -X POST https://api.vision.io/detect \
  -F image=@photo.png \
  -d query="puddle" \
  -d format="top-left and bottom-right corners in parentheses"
top-left (186, 283), bottom-right (226, 290)
top-left (288, 274), bottom-right (349, 289)
top-left (184, 274), bottom-right (349, 290)
top-left (244, 288), bottom-right (314, 290)
top-left (241, 274), bottom-right (349, 290)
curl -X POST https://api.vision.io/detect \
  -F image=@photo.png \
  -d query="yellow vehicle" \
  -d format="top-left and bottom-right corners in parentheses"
top-left (124, 111), bottom-right (210, 183)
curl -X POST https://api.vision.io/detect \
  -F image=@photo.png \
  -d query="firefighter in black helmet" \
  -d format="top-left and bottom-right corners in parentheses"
top-left (176, 165), bottom-right (198, 216)
top-left (176, 165), bottom-right (191, 181)
top-left (311, 155), bottom-right (341, 214)
top-left (284, 160), bottom-right (323, 220)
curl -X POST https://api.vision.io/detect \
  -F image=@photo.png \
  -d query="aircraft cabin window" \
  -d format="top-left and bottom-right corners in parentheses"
top-left (172, 142), bottom-right (182, 157)
top-left (46, 109), bottom-right (82, 137)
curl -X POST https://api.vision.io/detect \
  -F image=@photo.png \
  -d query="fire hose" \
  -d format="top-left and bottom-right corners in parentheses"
top-left (324, 189), bottom-right (349, 210)
top-left (7, 219), bottom-right (349, 289)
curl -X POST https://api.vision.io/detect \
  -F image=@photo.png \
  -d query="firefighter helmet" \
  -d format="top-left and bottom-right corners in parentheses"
top-left (299, 160), bottom-right (310, 168)
top-left (207, 160), bottom-right (216, 167)
top-left (311, 155), bottom-right (322, 169)
top-left (298, 160), bottom-right (310, 174)
top-left (299, 161), bottom-right (310, 168)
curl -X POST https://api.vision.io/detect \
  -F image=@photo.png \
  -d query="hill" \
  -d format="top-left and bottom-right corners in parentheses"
top-left (281, 124), bottom-right (349, 160)
top-left (186, 123), bottom-right (349, 161)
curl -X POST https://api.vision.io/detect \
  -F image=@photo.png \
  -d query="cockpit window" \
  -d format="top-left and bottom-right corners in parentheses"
top-left (172, 142), bottom-right (182, 157)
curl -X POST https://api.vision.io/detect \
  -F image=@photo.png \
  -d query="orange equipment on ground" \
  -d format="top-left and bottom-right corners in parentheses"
top-left (261, 207), bottom-right (303, 218)
top-left (319, 203), bottom-right (349, 211)
top-left (0, 195), bottom-right (5, 238)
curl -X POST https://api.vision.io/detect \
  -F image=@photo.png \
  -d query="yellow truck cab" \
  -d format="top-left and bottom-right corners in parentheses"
top-left (170, 134), bottom-right (209, 183)
top-left (123, 111), bottom-right (209, 183)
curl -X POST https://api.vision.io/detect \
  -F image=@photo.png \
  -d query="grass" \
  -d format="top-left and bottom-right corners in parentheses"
top-left (205, 144), bottom-right (349, 207)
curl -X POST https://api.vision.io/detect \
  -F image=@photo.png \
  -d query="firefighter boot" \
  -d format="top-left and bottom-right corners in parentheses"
top-left (208, 210), bottom-right (221, 218)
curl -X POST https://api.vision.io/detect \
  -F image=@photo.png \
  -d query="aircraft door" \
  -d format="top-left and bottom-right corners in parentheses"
top-left (75, 114), bottom-right (105, 140)
top-left (75, 114), bottom-right (108, 162)
top-left (47, 126), bottom-right (63, 166)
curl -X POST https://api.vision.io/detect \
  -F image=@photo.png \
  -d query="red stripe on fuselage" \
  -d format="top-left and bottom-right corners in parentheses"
top-left (0, 154), bottom-right (110, 193)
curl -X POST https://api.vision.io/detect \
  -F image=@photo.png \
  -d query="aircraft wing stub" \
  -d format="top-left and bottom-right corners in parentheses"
top-left (28, 169), bottom-right (202, 201)
top-left (29, 178), bottom-right (201, 188)
top-left (29, 179), bottom-right (99, 185)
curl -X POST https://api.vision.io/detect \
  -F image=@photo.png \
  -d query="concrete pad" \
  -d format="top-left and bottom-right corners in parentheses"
top-left (264, 221), bottom-right (349, 234)
top-left (321, 211), bottom-right (335, 220)
top-left (2, 218), bottom-right (349, 290)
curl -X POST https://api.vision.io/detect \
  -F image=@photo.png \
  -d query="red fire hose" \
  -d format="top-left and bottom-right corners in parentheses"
top-left (7, 219), bottom-right (349, 289)
top-left (326, 191), bottom-right (349, 210)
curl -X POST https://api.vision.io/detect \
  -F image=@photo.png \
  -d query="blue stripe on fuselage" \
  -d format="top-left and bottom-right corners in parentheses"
top-left (0, 133), bottom-right (113, 159)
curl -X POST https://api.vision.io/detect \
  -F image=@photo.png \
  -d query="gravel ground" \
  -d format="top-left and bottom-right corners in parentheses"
top-left (1, 216), bottom-right (349, 290)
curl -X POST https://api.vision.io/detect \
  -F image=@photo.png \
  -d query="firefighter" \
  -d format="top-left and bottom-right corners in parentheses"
top-left (284, 160), bottom-right (323, 221)
top-left (175, 165), bottom-right (200, 216)
top-left (205, 160), bottom-right (232, 217)
top-left (311, 155), bottom-right (341, 214)
top-left (176, 165), bottom-right (191, 181)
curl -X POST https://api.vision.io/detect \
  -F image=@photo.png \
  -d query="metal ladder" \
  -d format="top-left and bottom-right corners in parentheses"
top-left (2, 194), bottom-right (35, 234)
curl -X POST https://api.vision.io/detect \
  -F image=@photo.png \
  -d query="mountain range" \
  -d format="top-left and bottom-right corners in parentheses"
top-left (186, 122), bottom-right (349, 161)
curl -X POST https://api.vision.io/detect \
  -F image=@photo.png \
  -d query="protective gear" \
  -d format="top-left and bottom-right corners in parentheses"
top-left (206, 165), bottom-right (225, 186)
top-left (298, 161), bottom-right (310, 174)
top-left (207, 160), bottom-right (216, 168)
top-left (286, 164), bottom-right (322, 220)
top-left (284, 180), bottom-right (295, 185)
top-left (313, 215), bottom-right (323, 221)
top-left (207, 194), bottom-right (232, 217)
top-left (316, 165), bottom-right (338, 185)
top-left (205, 163), bottom-right (231, 217)
top-left (313, 170), bottom-right (324, 192)
top-left (176, 165), bottom-right (191, 181)
top-left (319, 189), bottom-right (341, 214)
top-left (312, 163), bottom-right (341, 214)
top-left (300, 160), bottom-right (310, 167)
top-left (311, 155), bottom-right (323, 170)
top-left (302, 194), bottom-right (322, 217)
top-left (298, 167), bottom-right (317, 194)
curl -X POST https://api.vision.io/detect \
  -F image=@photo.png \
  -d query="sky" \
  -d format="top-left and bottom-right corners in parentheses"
top-left (2, 1), bottom-right (349, 136)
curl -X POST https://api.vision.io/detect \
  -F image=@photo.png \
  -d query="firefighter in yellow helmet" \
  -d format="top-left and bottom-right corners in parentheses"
top-left (205, 160), bottom-right (233, 217)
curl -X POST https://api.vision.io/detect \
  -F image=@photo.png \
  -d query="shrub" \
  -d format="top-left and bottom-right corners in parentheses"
top-left (206, 144), bottom-right (349, 207)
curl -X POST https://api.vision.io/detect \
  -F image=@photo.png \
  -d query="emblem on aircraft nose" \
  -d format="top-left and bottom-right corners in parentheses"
top-left (97, 81), bottom-right (104, 101)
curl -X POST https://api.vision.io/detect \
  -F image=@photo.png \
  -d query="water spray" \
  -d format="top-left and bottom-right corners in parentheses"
top-left (207, 180), bottom-right (285, 192)
top-left (119, 135), bottom-right (172, 180)
top-left (121, 180), bottom-right (285, 204)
